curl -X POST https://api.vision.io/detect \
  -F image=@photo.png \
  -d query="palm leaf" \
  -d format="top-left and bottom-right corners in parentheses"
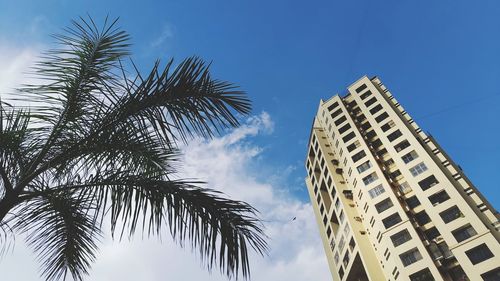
top-left (0, 16), bottom-right (266, 281)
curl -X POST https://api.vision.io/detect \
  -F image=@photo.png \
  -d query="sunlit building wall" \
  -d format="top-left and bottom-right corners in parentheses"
top-left (305, 76), bottom-right (500, 281)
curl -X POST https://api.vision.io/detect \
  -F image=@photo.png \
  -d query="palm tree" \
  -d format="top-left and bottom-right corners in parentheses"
top-left (0, 16), bottom-right (267, 281)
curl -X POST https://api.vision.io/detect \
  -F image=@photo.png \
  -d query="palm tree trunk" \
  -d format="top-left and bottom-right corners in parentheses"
top-left (0, 193), bottom-right (20, 223)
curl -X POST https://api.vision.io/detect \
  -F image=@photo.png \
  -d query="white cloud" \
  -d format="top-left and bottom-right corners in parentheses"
top-left (0, 45), bottom-right (39, 96)
top-left (0, 43), bottom-right (331, 281)
top-left (150, 23), bottom-right (174, 48)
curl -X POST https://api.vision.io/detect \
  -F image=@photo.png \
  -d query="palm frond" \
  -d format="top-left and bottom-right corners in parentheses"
top-left (0, 15), bottom-right (265, 281)
top-left (105, 57), bottom-right (251, 144)
top-left (13, 190), bottom-right (101, 281)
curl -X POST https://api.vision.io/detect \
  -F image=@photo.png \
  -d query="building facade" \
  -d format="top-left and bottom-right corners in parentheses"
top-left (305, 76), bottom-right (500, 281)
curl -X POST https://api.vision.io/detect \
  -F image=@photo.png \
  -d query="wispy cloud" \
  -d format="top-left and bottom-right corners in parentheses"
top-left (150, 23), bottom-right (174, 48)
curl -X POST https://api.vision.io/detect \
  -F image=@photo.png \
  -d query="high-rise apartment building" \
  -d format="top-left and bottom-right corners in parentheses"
top-left (305, 76), bottom-right (500, 281)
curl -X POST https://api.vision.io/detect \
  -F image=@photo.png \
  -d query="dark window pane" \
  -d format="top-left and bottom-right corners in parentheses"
top-left (338, 123), bottom-right (351, 134)
top-left (381, 121), bottom-right (395, 132)
top-left (405, 196), bottom-right (421, 209)
top-left (365, 97), bottom-right (377, 107)
top-left (414, 211), bottom-right (431, 225)
top-left (327, 102), bottom-right (339, 111)
top-left (361, 121), bottom-right (371, 131)
top-left (360, 90), bottom-right (372, 100)
top-left (352, 150), bottom-right (367, 163)
top-left (387, 130), bottom-right (403, 142)
top-left (418, 175), bottom-right (439, 191)
top-left (400, 248), bottom-right (422, 266)
top-left (382, 213), bottom-right (402, 229)
top-left (465, 244), bottom-right (494, 265)
top-left (370, 104), bottom-right (383, 115)
top-left (429, 190), bottom-right (450, 205)
top-left (452, 224), bottom-right (477, 242)
top-left (342, 132), bottom-right (356, 143)
top-left (375, 112), bottom-right (389, 123)
top-left (424, 227), bottom-right (441, 241)
top-left (347, 141), bottom-right (360, 152)
top-left (331, 108), bottom-right (342, 118)
top-left (375, 198), bottom-right (394, 213)
top-left (335, 116), bottom-right (347, 126)
top-left (481, 267), bottom-right (500, 281)
top-left (394, 140), bottom-right (411, 152)
top-left (440, 206), bottom-right (462, 223)
top-left (410, 268), bottom-right (435, 281)
top-left (391, 229), bottom-right (412, 247)
top-left (355, 84), bottom-right (367, 93)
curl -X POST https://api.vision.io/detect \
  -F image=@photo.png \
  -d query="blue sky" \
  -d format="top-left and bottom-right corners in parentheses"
top-left (1, 1), bottom-right (499, 280)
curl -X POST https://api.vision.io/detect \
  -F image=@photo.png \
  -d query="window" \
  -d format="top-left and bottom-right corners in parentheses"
top-left (424, 227), bottom-right (441, 241)
top-left (394, 139), bottom-right (411, 152)
top-left (391, 229), bottom-right (412, 247)
top-left (364, 97), bottom-right (377, 107)
top-left (371, 138), bottom-right (383, 148)
top-left (368, 184), bottom-right (385, 199)
top-left (382, 213), bottom-right (402, 229)
top-left (352, 150), bottom-right (366, 163)
top-left (452, 224), bottom-right (477, 242)
top-left (375, 112), bottom-right (389, 123)
top-left (327, 101), bottom-right (339, 111)
top-left (356, 161), bottom-right (372, 173)
top-left (390, 169), bottom-right (402, 179)
top-left (370, 104), bottom-right (383, 115)
top-left (360, 90), bottom-right (372, 100)
top-left (331, 109), bottom-right (342, 120)
top-left (465, 243), bottom-right (494, 265)
top-left (409, 162), bottom-right (428, 177)
top-left (362, 172), bottom-right (378, 185)
top-left (418, 175), bottom-right (439, 191)
top-left (343, 251), bottom-right (350, 267)
top-left (414, 211), bottom-right (431, 225)
top-left (347, 140), bottom-right (360, 152)
top-left (375, 198), bottom-right (394, 213)
top-left (361, 121), bottom-right (371, 131)
top-left (387, 130), bottom-right (403, 142)
top-left (440, 206), bottom-right (462, 223)
top-left (381, 120), bottom-right (395, 132)
top-left (376, 148), bottom-right (388, 158)
top-left (338, 236), bottom-right (346, 252)
top-left (343, 224), bottom-right (350, 237)
top-left (365, 129), bottom-right (376, 140)
top-left (405, 196), bottom-right (421, 209)
top-left (342, 131), bottom-right (356, 143)
top-left (402, 150), bottom-right (419, 164)
top-left (335, 115), bottom-right (347, 126)
top-left (355, 84), bottom-right (367, 93)
top-left (428, 190), bottom-right (450, 205)
top-left (399, 181), bottom-right (412, 194)
top-left (481, 267), bottom-right (500, 281)
top-left (400, 248), bottom-right (422, 266)
top-left (339, 211), bottom-right (345, 224)
top-left (335, 198), bottom-right (340, 210)
top-left (338, 123), bottom-right (351, 134)
top-left (409, 268), bottom-right (435, 281)
top-left (334, 251), bottom-right (339, 264)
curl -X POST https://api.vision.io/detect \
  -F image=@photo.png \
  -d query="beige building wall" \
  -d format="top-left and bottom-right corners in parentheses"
top-left (305, 76), bottom-right (500, 281)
